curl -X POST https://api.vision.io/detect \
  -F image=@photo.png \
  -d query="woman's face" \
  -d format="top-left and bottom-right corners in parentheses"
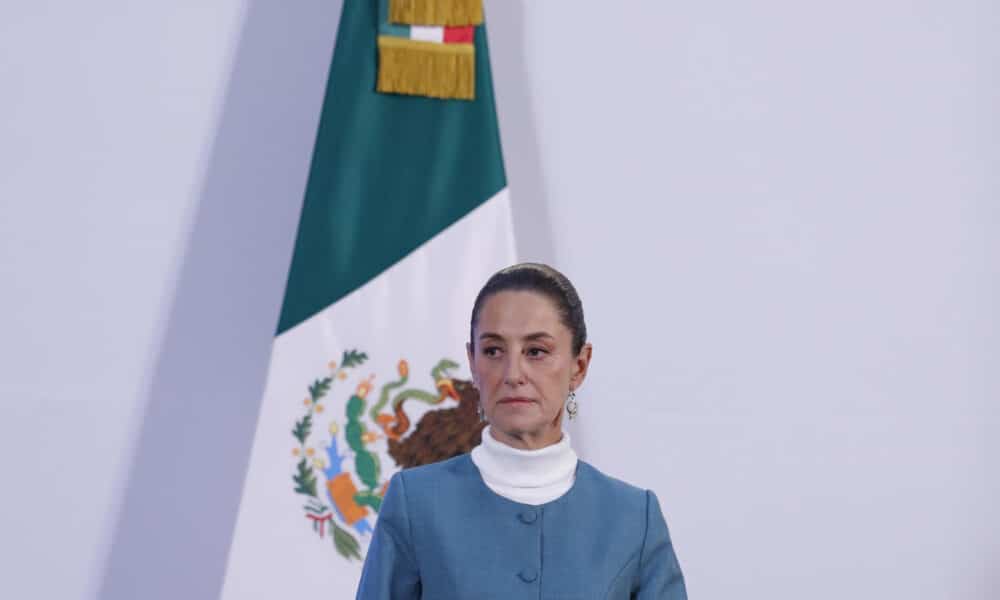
top-left (467, 290), bottom-right (592, 450)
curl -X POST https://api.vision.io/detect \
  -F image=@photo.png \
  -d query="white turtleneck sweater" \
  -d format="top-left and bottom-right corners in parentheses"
top-left (469, 425), bottom-right (578, 505)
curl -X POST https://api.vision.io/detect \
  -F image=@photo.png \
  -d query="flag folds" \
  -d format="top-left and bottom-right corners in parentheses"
top-left (221, 0), bottom-right (514, 597)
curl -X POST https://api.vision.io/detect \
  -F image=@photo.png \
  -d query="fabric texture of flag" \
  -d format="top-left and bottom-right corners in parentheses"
top-left (220, 0), bottom-right (514, 597)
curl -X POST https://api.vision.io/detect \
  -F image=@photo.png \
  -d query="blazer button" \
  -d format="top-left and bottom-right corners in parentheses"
top-left (518, 509), bottom-right (538, 524)
top-left (518, 567), bottom-right (538, 583)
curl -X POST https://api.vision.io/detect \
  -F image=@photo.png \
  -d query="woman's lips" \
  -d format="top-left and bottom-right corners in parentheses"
top-left (498, 397), bottom-right (534, 405)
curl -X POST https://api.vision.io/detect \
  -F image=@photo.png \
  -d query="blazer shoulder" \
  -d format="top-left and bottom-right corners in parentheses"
top-left (394, 453), bottom-right (475, 500)
top-left (577, 460), bottom-right (651, 511)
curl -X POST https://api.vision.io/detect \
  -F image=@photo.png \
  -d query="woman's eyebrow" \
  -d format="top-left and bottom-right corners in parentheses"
top-left (478, 332), bottom-right (553, 342)
top-left (522, 332), bottom-right (554, 342)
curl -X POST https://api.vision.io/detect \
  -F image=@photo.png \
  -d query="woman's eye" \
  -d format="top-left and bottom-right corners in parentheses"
top-left (483, 346), bottom-right (502, 357)
top-left (526, 347), bottom-right (548, 357)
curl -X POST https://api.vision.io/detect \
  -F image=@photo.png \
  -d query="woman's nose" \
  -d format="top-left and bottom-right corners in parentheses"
top-left (503, 356), bottom-right (525, 386)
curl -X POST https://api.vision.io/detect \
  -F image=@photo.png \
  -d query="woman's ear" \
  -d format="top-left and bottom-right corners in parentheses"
top-left (466, 341), bottom-right (476, 387)
top-left (570, 343), bottom-right (593, 391)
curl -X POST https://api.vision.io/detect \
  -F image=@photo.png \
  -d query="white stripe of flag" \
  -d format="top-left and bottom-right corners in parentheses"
top-left (409, 25), bottom-right (445, 43)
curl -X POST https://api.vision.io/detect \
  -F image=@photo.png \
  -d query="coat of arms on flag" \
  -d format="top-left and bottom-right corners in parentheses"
top-left (289, 350), bottom-right (485, 561)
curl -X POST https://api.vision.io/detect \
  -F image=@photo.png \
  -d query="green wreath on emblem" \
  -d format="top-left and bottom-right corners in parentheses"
top-left (289, 349), bottom-right (460, 561)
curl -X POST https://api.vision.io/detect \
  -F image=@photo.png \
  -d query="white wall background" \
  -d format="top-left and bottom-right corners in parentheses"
top-left (0, 1), bottom-right (342, 598)
top-left (488, 1), bottom-right (999, 598)
top-left (0, 2), bottom-right (245, 598)
top-left (1, 1), bottom-right (996, 599)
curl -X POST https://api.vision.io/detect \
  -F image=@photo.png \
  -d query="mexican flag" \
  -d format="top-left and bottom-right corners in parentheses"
top-left (220, 0), bottom-right (514, 597)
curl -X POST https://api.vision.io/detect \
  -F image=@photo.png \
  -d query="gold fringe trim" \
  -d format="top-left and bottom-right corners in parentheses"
top-left (377, 36), bottom-right (475, 100)
top-left (389, 0), bottom-right (483, 26)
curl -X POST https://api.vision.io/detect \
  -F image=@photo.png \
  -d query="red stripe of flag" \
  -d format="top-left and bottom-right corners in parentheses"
top-left (443, 26), bottom-right (474, 44)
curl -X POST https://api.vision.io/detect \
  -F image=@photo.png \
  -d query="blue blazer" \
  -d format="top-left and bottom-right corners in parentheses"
top-left (356, 453), bottom-right (687, 599)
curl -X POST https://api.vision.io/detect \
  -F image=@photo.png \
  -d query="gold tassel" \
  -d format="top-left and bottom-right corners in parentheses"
top-left (377, 36), bottom-right (475, 100)
top-left (389, 0), bottom-right (483, 26)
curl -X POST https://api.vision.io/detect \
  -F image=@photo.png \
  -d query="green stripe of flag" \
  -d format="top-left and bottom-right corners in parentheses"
top-left (277, 0), bottom-right (506, 335)
top-left (379, 22), bottom-right (411, 38)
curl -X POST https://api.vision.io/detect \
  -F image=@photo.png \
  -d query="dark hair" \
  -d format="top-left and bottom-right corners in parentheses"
top-left (469, 262), bottom-right (587, 355)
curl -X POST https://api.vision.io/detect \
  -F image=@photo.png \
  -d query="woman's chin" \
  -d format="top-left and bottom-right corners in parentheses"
top-left (490, 413), bottom-right (556, 439)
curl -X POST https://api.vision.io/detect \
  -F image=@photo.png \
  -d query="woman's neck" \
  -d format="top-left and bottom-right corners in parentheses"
top-left (469, 425), bottom-right (578, 505)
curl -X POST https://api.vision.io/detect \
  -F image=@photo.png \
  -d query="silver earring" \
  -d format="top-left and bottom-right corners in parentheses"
top-left (477, 403), bottom-right (486, 422)
top-left (566, 391), bottom-right (578, 420)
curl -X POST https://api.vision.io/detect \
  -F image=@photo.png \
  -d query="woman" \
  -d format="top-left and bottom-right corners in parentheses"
top-left (357, 263), bottom-right (687, 599)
